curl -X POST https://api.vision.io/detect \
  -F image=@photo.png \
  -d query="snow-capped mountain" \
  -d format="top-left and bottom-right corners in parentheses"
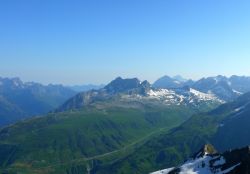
top-left (151, 144), bottom-right (250, 174)
top-left (153, 75), bottom-right (250, 102)
top-left (57, 75), bottom-right (250, 112)
top-left (56, 77), bottom-right (222, 112)
top-left (192, 76), bottom-right (239, 101)
top-left (127, 87), bottom-right (222, 106)
top-left (192, 75), bottom-right (250, 101)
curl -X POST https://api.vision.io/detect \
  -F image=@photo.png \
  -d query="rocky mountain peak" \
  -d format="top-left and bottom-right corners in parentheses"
top-left (141, 80), bottom-right (151, 88)
top-left (193, 144), bottom-right (217, 158)
top-left (104, 77), bottom-right (141, 94)
top-left (153, 75), bottom-right (183, 89)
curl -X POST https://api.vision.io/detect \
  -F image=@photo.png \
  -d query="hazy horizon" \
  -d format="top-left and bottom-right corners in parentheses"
top-left (1, 0), bottom-right (250, 85)
top-left (1, 74), bottom-right (250, 86)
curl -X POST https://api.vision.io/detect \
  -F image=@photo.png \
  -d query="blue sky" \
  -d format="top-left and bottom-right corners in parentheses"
top-left (0, 0), bottom-right (250, 85)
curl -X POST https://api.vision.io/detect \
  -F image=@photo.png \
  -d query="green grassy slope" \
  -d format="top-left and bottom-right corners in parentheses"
top-left (0, 105), bottom-right (196, 174)
top-left (96, 113), bottom-right (224, 174)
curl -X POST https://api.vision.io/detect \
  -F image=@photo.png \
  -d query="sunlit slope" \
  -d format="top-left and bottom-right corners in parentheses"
top-left (0, 105), bottom-right (196, 173)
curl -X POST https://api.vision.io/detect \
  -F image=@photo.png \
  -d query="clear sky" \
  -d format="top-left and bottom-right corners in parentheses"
top-left (0, 0), bottom-right (250, 85)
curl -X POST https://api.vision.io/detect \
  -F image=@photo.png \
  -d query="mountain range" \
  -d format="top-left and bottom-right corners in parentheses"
top-left (1, 75), bottom-right (250, 174)
top-left (56, 77), bottom-right (222, 113)
top-left (0, 77), bottom-right (76, 126)
top-left (1, 74), bottom-right (249, 127)
top-left (153, 75), bottom-right (250, 102)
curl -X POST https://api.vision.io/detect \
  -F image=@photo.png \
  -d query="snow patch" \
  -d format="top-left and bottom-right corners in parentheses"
top-left (151, 154), bottom-right (238, 174)
top-left (150, 167), bottom-right (174, 174)
top-left (146, 88), bottom-right (222, 106)
top-left (234, 106), bottom-right (244, 112)
top-left (147, 89), bottom-right (175, 97)
top-left (189, 88), bottom-right (219, 101)
top-left (234, 101), bottom-right (250, 113)
top-left (121, 87), bottom-right (222, 107)
top-left (232, 89), bottom-right (242, 95)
